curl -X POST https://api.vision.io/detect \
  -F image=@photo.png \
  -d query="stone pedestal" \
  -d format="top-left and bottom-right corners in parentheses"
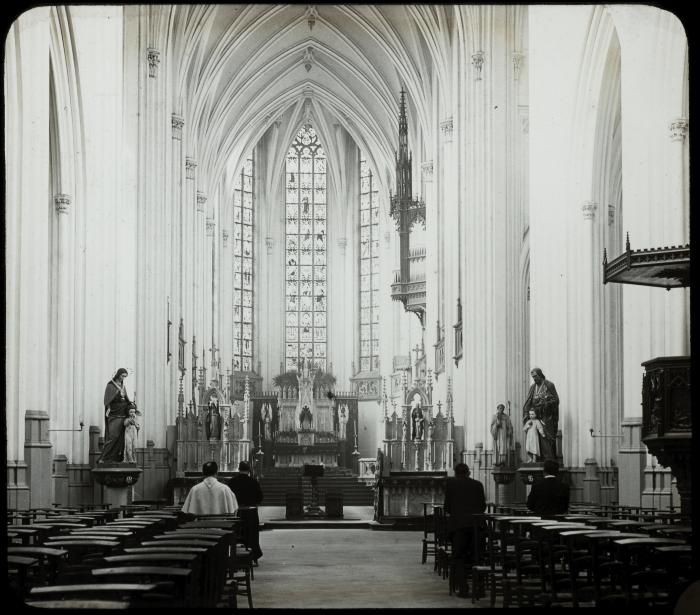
top-left (517, 462), bottom-right (544, 500)
top-left (583, 458), bottom-right (601, 504)
top-left (92, 463), bottom-right (143, 508)
top-left (491, 468), bottom-right (516, 507)
top-left (52, 455), bottom-right (69, 507)
top-left (25, 410), bottom-right (53, 509)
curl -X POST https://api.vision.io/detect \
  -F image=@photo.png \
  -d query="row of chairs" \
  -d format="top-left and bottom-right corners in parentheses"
top-left (8, 504), bottom-right (258, 609)
top-left (422, 502), bottom-right (692, 608)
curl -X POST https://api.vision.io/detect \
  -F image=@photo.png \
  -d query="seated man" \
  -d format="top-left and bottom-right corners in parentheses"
top-left (526, 458), bottom-right (570, 519)
top-left (182, 461), bottom-right (238, 516)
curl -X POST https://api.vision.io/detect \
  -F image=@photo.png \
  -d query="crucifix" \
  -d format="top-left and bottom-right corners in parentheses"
top-left (209, 342), bottom-right (219, 368)
top-left (413, 342), bottom-right (422, 363)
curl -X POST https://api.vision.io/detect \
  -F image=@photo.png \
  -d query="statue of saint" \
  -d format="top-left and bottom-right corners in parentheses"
top-left (98, 368), bottom-right (136, 463)
top-left (123, 406), bottom-right (142, 463)
top-left (338, 404), bottom-right (348, 440)
top-left (410, 393), bottom-right (424, 440)
top-left (523, 409), bottom-right (547, 462)
top-left (522, 367), bottom-right (559, 460)
top-left (263, 404), bottom-right (272, 440)
top-left (490, 403), bottom-right (514, 467)
top-left (205, 399), bottom-right (222, 440)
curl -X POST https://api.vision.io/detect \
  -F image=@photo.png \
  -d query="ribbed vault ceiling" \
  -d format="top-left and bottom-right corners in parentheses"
top-left (169, 4), bottom-right (447, 197)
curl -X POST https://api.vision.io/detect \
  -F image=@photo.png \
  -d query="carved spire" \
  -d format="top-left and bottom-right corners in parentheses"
top-left (396, 89), bottom-right (411, 201)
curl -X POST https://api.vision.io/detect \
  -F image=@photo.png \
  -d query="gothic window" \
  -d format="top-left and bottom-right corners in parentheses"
top-left (233, 156), bottom-right (254, 372)
top-left (285, 125), bottom-right (327, 372)
top-left (360, 157), bottom-right (380, 372)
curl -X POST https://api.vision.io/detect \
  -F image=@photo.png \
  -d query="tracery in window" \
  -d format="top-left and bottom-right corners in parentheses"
top-left (360, 157), bottom-right (380, 372)
top-left (233, 156), bottom-right (254, 372)
top-left (285, 125), bottom-right (327, 372)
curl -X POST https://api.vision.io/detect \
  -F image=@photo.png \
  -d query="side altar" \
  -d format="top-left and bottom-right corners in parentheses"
top-left (376, 370), bottom-right (454, 523)
top-left (172, 359), bottom-right (254, 501)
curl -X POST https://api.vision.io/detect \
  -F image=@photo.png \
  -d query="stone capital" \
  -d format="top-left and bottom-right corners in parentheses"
top-left (669, 118), bottom-right (688, 142)
top-left (147, 48), bottom-right (160, 79)
top-left (206, 218), bottom-right (215, 236)
top-left (512, 52), bottom-right (525, 81)
top-left (421, 161), bottom-right (434, 182)
top-left (171, 114), bottom-right (184, 139)
top-left (54, 193), bottom-right (71, 215)
top-left (196, 191), bottom-right (207, 213)
top-left (472, 51), bottom-right (485, 81)
top-left (581, 201), bottom-right (598, 221)
top-left (222, 230), bottom-right (229, 246)
top-left (186, 157), bottom-right (197, 180)
top-left (440, 117), bottom-right (453, 141)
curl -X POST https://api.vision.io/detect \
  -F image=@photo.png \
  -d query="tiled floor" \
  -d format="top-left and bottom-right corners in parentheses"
top-left (247, 526), bottom-right (481, 609)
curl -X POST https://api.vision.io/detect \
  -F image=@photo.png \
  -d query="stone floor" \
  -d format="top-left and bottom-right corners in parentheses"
top-left (246, 527), bottom-right (481, 609)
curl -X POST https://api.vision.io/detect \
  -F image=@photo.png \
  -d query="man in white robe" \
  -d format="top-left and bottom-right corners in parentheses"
top-left (182, 461), bottom-right (238, 515)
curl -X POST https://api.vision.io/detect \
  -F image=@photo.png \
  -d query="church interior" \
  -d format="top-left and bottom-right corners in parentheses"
top-left (6, 4), bottom-right (693, 609)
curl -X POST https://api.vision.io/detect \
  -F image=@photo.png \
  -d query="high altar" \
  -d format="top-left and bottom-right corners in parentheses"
top-left (271, 359), bottom-right (347, 467)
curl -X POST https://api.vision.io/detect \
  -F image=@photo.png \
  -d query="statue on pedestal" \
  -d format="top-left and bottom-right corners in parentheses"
top-left (410, 393), bottom-right (425, 440)
top-left (98, 368), bottom-right (136, 464)
top-left (263, 404), bottom-right (272, 440)
top-left (338, 404), bottom-right (349, 439)
top-left (490, 403), bottom-right (513, 467)
top-left (522, 367), bottom-right (559, 460)
top-left (205, 399), bottom-right (222, 440)
top-left (123, 406), bottom-right (142, 463)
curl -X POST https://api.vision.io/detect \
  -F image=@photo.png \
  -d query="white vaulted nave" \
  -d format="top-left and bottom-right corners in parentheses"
top-left (5, 4), bottom-right (693, 610)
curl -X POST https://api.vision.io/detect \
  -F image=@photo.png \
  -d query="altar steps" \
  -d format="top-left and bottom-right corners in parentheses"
top-left (258, 474), bottom-right (375, 506)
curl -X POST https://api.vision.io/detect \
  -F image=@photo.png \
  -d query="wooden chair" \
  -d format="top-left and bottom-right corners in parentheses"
top-left (420, 502), bottom-right (437, 565)
top-left (103, 552), bottom-right (203, 604)
top-left (612, 537), bottom-right (686, 607)
top-left (42, 538), bottom-right (120, 566)
top-left (140, 539), bottom-right (222, 606)
top-left (24, 598), bottom-right (130, 609)
top-left (91, 566), bottom-right (195, 606)
top-left (8, 555), bottom-right (39, 600)
top-left (27, 582), bottom-right (166, 606)
top-left (7, 546), bottom-right (69, 585)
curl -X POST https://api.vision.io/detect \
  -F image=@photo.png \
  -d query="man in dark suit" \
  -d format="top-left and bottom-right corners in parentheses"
top-left (228, 461), bottom-right (264, 561)
top-left (526, 459), bottom-right (569, 518)
top-left (444, 462), bottom-right (486, 597)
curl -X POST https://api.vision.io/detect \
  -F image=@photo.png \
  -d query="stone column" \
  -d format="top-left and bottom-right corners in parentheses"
top-left (667, 118), bottom-right (689, 354)
top-left (5, 7), bottom-right (51, 510)
top-left (53, 194), bottom-right (74, 460)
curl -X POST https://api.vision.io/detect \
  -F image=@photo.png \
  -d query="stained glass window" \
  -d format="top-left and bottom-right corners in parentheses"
top-left (233, 156), bottom-right (254, 372)
top-left (360, 157), bottom-right (380, 372)
top-left (285, 126), bottom-right (327, 372)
